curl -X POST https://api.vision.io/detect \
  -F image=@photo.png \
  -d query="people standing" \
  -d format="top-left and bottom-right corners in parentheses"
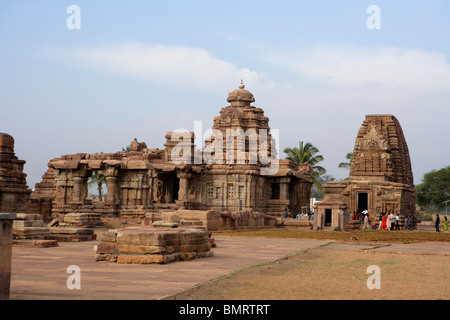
top-left (380, 213), bottom-right (387, 230)
top-left (408, 216), bottom-right (413, 230)
top-left (435, 214), bottom-right (440, 232)
top-left (394, 212), bottom-right (400, 230)
top-left (386, 212), bottom-right (391, 230)
top-left (283, 208), bottom-right (288, 219)
top-left (389, 211), bottom-right (395, 231)
top-left (444, 216), bottom-right (448, 232)
top-left (363, 213), bottom-right (370, 230)
top-left (378, 212), bottom-right (383, 230)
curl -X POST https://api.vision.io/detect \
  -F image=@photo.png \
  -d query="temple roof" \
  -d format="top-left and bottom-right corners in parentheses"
top-left (350, 114), bottom-right (414, 186)
top-left (226, 80), bottom-right (255, 105)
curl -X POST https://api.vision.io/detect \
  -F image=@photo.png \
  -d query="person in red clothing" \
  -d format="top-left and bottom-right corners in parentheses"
top-left (380, 213), bottom-right (387, 230)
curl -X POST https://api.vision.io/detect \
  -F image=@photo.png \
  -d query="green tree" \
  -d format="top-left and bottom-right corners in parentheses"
top-left (416, 166), bottom-right (450, 212)
top-left (284, 141), bottom-right (327, 191)
top-left (313, 174), bottom-right (335, 200)
top-left (88, 170), bottom-right (106, 202)
top-left (338, 152), bottom-right (353, 170)
top-left (122, 145), bottom-right (131, 152)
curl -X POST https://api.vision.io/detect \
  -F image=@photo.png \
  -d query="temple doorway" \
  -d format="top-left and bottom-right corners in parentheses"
top-left (158, 174), bottom-right (179, 203)
top-left (325, 209), bottom-right (332, 226)
top-left (357, 192), bottom-right (368, 212)
top-left (171, 177), bottom-right (179, 203)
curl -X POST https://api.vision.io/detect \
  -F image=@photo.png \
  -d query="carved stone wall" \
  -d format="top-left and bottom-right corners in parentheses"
top-left (0, 133), bottom-right (31, 213)
top-left (350, 114), bottom-right (413, 185)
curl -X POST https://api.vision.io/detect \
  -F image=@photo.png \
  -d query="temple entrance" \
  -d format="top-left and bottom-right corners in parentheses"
top-left (270, 183), bottom-right (280, 199)
top-left (157, 174), bottom-right (179, 203)
top-left (325, 209), bottom-right (332, 226)
top-left (357, 192), bottom-right (368, 212)
top-left (171, 177), bottom-right (179, 203)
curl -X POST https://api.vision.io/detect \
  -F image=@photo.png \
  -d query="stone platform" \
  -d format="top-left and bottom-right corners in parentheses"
top-left (12, 239), bottom-right (58, 248)
top-left (46, 227), bottom-right (97, 242)
top-left (279, 217), bottom-right (312, 230)
top-left (12, 213), bottom-right (50, 240)
top-left (95, 227), bottom-right (213, 264)
top-left (59, 213), bottom-right (103, 228)
top-left (347, 220), bottom-right (362, 230)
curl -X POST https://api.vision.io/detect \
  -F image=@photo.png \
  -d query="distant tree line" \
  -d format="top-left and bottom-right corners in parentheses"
top-left (415, 166), bottom-right (450, 213)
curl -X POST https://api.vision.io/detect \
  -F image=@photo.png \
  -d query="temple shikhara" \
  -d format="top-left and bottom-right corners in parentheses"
top-left (0, 133), bottom-right (31, 213)
top-left (314, 114), bottom-right (416, 230)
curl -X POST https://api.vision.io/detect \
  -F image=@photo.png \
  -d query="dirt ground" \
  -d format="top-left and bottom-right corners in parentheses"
top-left (166, 240), bottom-right (450, 300)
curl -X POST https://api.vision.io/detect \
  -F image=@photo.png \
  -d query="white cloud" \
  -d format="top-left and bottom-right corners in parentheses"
top-left (263, 44), bottom-right (450, 93)
top-left (47, 42), bottom-right (267, 92)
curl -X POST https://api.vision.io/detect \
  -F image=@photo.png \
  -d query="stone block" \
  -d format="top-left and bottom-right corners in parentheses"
top-left (152, 221), bottom-right (179, 228)
top-left (96, 227), bottom-right (214, 264)
top-left (114, 244), bottom-right (166, 255)
top-left (15, 213), bottom-right (42, 221)
top-left (13, 220), bottom-right (44, 228)
top-left (117, 254), bottom-right (166, 264)
top-left (12, 240), bottom-right (58, 248)
top-left (13, 227), bottom-right (49, 239)
top-left (100, 231), bottom-right (117, 243)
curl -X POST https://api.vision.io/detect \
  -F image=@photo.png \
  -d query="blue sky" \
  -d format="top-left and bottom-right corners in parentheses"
top-left (1, 1), bottom-right (449, 187)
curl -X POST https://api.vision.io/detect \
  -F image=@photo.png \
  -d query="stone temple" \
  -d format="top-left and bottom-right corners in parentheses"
top-left (314, 114), bottom-right (415, 230)
top-left (0, 133), bottom-right (31, 213)
top-left (28, 82), bottom-right (314, 229)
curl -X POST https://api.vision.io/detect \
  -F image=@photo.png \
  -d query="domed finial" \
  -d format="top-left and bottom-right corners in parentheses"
top-left (239, 79), bottom-right (245, 89)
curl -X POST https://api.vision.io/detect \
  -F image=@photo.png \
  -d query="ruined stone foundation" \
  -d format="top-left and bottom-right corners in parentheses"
top-left (95, 227), bottom-right (214, 264)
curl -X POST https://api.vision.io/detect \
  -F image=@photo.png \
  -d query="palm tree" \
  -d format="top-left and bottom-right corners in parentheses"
top-left (313, 174), bottom-right (336, 199)
top-left (122, 145), bottom-right (131, 152)
top-left (338, 152), bottom-right (353, 170)
top-left (88, 170), bottom-right (106, 202)
top-left (284, 141), bottom-right (327, 191)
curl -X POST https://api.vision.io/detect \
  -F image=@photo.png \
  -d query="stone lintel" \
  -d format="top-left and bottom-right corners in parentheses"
top-left (0, 213), bottom-right (16, 220)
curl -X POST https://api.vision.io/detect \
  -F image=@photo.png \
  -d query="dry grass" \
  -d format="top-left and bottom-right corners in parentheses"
top-left (212, 228), bottom-right (450, 243)
top-left (166, 244), bottom-right (450, 300)
top-left (165, 228), bottom-right (450, 300)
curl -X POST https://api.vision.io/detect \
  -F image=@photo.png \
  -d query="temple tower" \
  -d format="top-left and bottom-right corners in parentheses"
top-left (0, 133), bottom-right (31, 213)
top-left (316, 115), bottom-right (415, 230)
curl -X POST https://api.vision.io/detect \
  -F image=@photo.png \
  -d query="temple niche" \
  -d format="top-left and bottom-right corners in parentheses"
top-left (314, 115), bottom-right (416, 230)
top-left (30, 82), bottom-right (314, 229)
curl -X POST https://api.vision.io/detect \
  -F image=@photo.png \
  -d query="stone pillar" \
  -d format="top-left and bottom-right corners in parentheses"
top-left (312, 207), bottom-right (324, 230)
top-left (0, 213), bottom-right (16, 300)
top-left (176, 173), bottom-right (191, 206)
top-left (104, 166), bottom-right (119, 205)
top-left (106, 176), bottom-right (118, 204)
top-left (72, 177), bottom-right (84, 204)
top-left (279, 177), bottom-right (290, 200)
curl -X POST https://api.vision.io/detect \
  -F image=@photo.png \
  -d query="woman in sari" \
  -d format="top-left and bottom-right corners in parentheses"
top-left (387, 213), bottom-right (391, 230)
top-left (444, 216), bottom-right (448, 231)
top-left (380, 213), bottom-right (387, 230)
